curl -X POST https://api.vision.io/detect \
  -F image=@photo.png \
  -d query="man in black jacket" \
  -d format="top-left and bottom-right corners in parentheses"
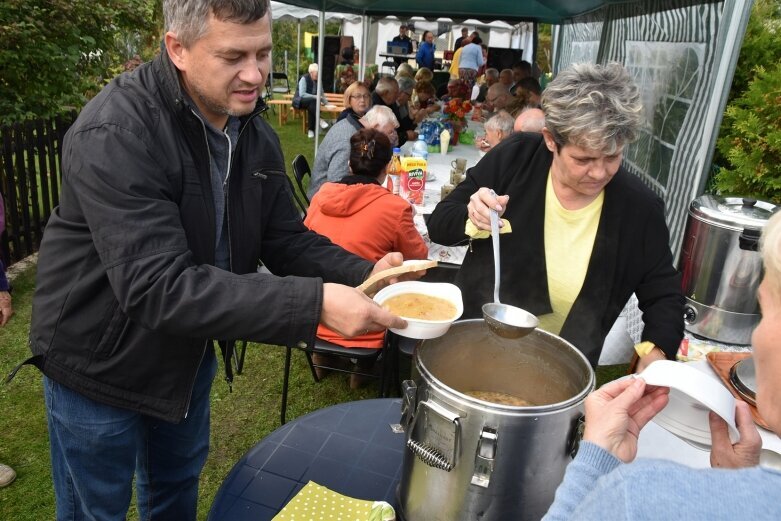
top-left (24, 1), bottom-right (409, 519)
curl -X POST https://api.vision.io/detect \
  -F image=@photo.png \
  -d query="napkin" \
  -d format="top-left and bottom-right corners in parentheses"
top-left (465, 219), bottom-right (512, 239)
top-left (272, 481), bottom-right (395, 521)
top-left (706, 352), bottom-right (769, 430)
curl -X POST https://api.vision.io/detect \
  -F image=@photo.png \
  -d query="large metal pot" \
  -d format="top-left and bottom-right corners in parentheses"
top-left (679, 195), bottom-right (777, 344)
top-left (398, 319), bottom-right (595, 521)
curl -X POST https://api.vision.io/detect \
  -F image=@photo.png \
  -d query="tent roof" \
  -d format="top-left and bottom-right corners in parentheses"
top-left (276, 0), bottom-right (616, 24)
top-left (270, 1), bottom-right (361, 21)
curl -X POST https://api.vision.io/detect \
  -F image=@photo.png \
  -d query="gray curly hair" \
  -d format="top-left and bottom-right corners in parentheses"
top-left (541, 62), bottom-right (643, 155)
top-left (164, 0), bottom-right (270, 47)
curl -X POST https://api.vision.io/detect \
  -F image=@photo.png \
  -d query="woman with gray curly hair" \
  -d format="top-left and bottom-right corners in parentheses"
top-left (428, 62), bottom-right (683, 369)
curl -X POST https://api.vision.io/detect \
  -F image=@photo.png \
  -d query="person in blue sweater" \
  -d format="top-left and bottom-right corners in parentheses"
top-left (416, 31), bottom-right (435, 70)
top-left (543, 210), bottom-right (781, 520)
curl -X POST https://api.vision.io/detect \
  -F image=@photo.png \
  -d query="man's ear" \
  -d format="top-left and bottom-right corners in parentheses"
top-left (541, 127), bottom-right (557, 153)
top-left (165, 32), bottom-right (187, 72)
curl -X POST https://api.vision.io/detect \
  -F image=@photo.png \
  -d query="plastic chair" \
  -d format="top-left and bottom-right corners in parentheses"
top-left (291, 154), bottom-right (311, 207)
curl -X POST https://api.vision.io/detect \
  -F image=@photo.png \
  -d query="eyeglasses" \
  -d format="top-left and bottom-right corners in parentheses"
top-left (350, 94), bottom-right (370, 100)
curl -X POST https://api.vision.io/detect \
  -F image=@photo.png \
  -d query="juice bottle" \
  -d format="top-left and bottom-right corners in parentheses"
top-left (386, 147), bottom-right (402, 195)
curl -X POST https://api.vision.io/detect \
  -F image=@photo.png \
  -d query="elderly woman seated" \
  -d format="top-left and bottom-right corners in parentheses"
top-left (477, 110), bottom-right (514, 153)
top-left (427, 62), bottom-right (683, 370)
top-left (336, 82), bottom-right (370, 122)
top-left (544, 210), bottom-right (781, 519)
top-left (304, 128), bottom-right (428, 387)
top-left (308, 105), bottom-right (398, 199)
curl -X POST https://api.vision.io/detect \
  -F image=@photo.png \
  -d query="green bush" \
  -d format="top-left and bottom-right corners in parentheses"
top-left (714, 63), bottom-right (781, 203)
top-left (0, 0), bottom-right (161, 125)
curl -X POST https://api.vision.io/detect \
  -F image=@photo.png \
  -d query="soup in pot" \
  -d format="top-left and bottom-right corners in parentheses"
top-left (466, 390), bottom-right (535, 407)
top-left (382, 293), bottom-right (457, 321)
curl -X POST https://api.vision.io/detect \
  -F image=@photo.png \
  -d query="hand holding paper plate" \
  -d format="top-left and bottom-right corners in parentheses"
top-left (639, 360), bottom-right (739, 450)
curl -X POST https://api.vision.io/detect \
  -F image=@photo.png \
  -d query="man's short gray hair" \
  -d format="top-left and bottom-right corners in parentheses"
top-left (375, 77), bottom-right (399, 95)
top-left (164, 0), bottom-right (270, 47)
top-left (396, 76), bottom-right (415, 94)
top-left (541, 62), bottom-right (643, 154)
top-left (308, 63), bottom-right (319, 74)
top-left (485, 68), bottom-right (499, 80)
top-left (362, 105), bottom-right (399, 128)
top-left (484, 110), bottom-right (514, 136)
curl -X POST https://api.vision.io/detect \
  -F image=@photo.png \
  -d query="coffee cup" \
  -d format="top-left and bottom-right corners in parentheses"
top-left (451, 158), bottom-right (467, 172)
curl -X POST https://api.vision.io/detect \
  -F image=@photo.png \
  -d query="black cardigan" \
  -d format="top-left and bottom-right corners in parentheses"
top-left (427, 132), bottom-right (684, 365)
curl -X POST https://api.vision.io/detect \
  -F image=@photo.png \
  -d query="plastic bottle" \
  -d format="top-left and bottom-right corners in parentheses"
top-left (386, 147), bottom-right (402, 195)
top-left (411, 134), bottom-right (429, 160)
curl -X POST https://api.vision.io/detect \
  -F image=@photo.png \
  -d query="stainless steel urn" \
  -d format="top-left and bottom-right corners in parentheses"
top-left (679, 195), bottom-right (777, 344)
top-left (397, 319), bottom-right (595, 521)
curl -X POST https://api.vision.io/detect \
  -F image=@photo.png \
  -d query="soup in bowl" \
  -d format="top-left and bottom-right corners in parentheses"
top-left (374, 281), bottom-right (464, 339)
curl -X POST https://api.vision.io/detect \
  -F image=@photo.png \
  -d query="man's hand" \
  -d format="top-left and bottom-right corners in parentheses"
top-left (710, 400), bottom-right (761, 469)
top-left (0, 291), bottom-right (13, 327)
top-left (583, 377), bottom-right (669, 463)
top-left (366, 252), bottom-right (427, 293)
top-left (467, 187), bottom-right (509, 231)
top-left (321, 283), bottom-right (406, 338)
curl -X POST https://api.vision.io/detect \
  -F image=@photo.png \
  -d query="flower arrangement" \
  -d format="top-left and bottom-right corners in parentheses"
top-left (442, 80), bottom-right (472, 138)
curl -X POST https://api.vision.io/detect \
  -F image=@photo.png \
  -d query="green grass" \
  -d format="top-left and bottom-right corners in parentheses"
top-left (0, 113), bottom-right (628, 519)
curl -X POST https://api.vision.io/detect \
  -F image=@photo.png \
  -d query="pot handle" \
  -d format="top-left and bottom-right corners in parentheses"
top-left (568, 414), bottom-right (586, 458)
top-left (406, 399), bottom-right (461, 472)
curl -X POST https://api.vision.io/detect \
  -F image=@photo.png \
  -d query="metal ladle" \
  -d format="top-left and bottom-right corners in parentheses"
top-left (481, 206), bottom-right (539, 338)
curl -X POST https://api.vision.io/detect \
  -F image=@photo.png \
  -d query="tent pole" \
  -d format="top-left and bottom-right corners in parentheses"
top-left (315, 10), bottom-right (325, 156)
top-left (532, 22), bottom-right (538, 72)
top-left (296, 21), bottom-right (301, 80)
top-left (361, 15), bottom-right (369, 81)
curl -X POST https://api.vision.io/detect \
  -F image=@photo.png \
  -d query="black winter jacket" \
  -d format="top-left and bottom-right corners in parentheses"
top-left (427, 132), bottom-right (683, 365)
top-left (26, 52), bottom-right (372, 422)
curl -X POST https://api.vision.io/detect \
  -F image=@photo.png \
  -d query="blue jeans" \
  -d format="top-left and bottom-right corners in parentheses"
top-left (44, 350), bottom-right (217, 521)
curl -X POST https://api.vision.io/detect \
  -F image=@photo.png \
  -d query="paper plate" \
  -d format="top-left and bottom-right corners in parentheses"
top-left (639, 360), bottom-right (739, 450)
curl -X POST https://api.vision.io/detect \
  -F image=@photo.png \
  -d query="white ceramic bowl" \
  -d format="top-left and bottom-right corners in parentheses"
top-left (639, 360), bottom-right (739, 450)
top-left (373, 281), bottom-right (463, 339)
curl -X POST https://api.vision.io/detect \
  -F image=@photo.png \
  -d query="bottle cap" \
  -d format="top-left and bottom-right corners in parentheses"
top-left (393, 147), bottom-right (401, 153)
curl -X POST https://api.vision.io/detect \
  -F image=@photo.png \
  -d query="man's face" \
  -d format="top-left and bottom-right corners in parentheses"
top-left (484, 89), bottom-right (507, 112)
top-left (543, 129), bottom-right (622, 204)
top-left (168, 13), bottom-right (272, 129)
top-left (752, 277), bottom-right (781, 432)
top-left (425, 32), bottom-right (434, 44)
top-left (372, 121), bottom-right (399, 147)
top-left (512, 68), bottom-right (523, 84)
top-left (310, 69), bottom-right (319, 81)
top-left (398, 90), bottom-right (412, 105)
top-left (485, 128), bottom-right (504, 148)
top-left (400, 27), bottom-right (408, 37)
top-left (380, 86), bottom-right (399, 105)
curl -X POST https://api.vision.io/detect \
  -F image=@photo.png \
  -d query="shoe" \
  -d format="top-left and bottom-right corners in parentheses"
top-left (319, 119), bottom-right (329, 130)
top-left (307, 130), bottom-right (315, 138)
top-left (0, 464), bottom-right (16, 488)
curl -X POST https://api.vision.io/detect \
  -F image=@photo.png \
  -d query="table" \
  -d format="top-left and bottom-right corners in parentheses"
top-left (378, 52), bottom-right (417, 61)
top-left (208, 399), bottom-right (405, 521)
top-left (210, 383), bottom-right (781, 521)
top-left (401, 120), bottom-right (484, 264)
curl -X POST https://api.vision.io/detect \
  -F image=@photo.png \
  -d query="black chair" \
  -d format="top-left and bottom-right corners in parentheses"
top-left (381, 332), bottom-right (420, 397)
top-left (228, 333), bottom-right (385, 425)
top-left (380, 61), bottom-right (396, 76)
top-left (269, 71), bottom-right (291, 95)
top-left (291, 154), bottom-right (311, 207)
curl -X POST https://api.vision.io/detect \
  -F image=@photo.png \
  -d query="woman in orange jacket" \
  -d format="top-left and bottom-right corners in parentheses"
top-left (305, 128), bottom-right (428, 385)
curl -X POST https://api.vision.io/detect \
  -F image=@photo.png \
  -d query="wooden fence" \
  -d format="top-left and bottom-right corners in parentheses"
top-left (1, 112), bottom-right (77, 265)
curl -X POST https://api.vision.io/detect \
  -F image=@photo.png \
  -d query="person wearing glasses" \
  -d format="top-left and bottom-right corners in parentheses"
top-left (337, 82), bottom-right (371, 122)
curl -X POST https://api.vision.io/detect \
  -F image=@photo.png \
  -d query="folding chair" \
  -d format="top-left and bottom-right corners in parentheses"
top-left (269, 72), bottom-right (291, 95)
top-left (380, 61), bottom-right (396, 76)
top-left (291, 154), bottom-right (312, 206)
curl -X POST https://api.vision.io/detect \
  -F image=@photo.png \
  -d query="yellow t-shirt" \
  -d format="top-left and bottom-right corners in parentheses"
top-left (537, 173), bottom-right (604, 335)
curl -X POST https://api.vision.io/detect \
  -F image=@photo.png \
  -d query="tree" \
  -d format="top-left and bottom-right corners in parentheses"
top-left (0, 0), bottom-right (161, 124)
